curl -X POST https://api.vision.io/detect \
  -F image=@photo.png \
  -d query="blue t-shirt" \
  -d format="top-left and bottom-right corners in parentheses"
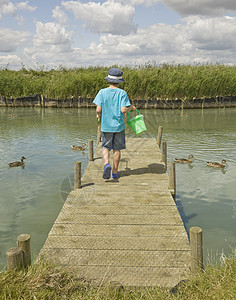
top-left (93, 87), bottom-right (131, 132)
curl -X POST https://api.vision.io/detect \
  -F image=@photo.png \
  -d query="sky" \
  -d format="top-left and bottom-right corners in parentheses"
top-left (0, 0), bottom-right (236, 69)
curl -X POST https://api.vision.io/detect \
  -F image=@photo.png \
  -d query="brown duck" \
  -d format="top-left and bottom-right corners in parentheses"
top-left (8, 156), bottom-right (26, 167)
top-left (206, 159), bottom-right (228, 168)
top-left (174, 155), bottom-right (195, 163)
top-left (71, 143), bottom-right (86, 151)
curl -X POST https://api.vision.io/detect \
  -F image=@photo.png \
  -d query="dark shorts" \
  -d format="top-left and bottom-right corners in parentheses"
top-left (102, 130), bottom-right (126, 151)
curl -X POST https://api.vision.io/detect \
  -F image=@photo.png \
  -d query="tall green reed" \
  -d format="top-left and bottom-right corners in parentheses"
top-left (0, 64), bottom-right (235, 100)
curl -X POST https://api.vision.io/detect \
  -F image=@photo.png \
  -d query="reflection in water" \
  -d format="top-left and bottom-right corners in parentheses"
top-left (0, 107), bottom-right (235, 267)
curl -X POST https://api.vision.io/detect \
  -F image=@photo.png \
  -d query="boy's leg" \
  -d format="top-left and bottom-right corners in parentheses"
top-left (112, 130), bottom-right (125, 176)
top-left (101, 132), bottom-right (112, 179)
top-left (102, 147), bottom-right (110, 165)
top-left (113, 150), bottom-right (121, 174)
top-left (102, 132), bottom-right (112, 165)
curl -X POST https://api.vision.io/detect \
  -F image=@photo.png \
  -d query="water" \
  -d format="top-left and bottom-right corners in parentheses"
top-left (0, 107), bottom-right (235, 268)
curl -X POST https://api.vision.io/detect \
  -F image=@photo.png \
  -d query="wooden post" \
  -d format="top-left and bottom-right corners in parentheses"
top-left (74, 161), bottom-right (81, 189)
top-left (88, 140), bottom-right (94, 161)
top-left (17, 234), bottom-right (31, 267)
top-left (157, 126), bottom-right (163, 148)
top-left (168, 162), bottom-right (176, 201)
top-left (190, 227), bottom-right (203, 273)
top-left (6, 247), bottom-right (24, 270)
top-left (97, 125), bottom-right (102, 144)
top-left (161, 141), bottom-right (167, 168)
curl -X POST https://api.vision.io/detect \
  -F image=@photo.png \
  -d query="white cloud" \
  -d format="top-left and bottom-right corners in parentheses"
top-left (19, 14), bottom-right (236, 69)
top-left (86, 15), bottom-right (236, 65)
top-left (0, 28), bottom-right (30, 52)
top-left (88, 24), bottom-right (181, 59)
top-left (0, 0), bottom-right (15, 16)
top-left (62, 0), bottom-right (137, 35)
top-left (0, 0), bottom-right (36, 23)
top-left (0, 0), bottom-right (36, 15)
top-left (186, 16), bottom-right (236, 50)
top-left (164, 0), bottom-right (236, 16)
top-left (52, 6), bottom-right (68, 25)
top-left (22, 22), bottom-right (73, 67)
top-left (23, 46), bottom-right (84, 68)
top-left (118, 0), bottom-right (236, 16)
top-left (118, 0), bottom-right (160, 6)
top-left (0, 54), bottom-right (21, 67)
top-left (17, 1), bottom-right (36, 12)
top-left (33, 22), bottom-right (73, 48)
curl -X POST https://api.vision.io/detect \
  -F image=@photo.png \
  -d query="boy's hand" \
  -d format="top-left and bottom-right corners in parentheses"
top-left (121, 105), bottom-right (137, 114)
top-left (96, 113), bottom-right (101, 124)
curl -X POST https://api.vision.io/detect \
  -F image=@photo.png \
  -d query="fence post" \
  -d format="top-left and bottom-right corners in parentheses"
top-left (6, 247), bottom-right (24, 270)
top-left (168, 162), bottom-right (176, 201)
top-left (157, 126), bottom-right (163, 148)
top-left (74, 161), bottom-right (81, 189)
top-left (17, 234), bottom-right (31, 267)
top-left (88, 140), bottom-right (94, 161)
top-left (190, 227), bottom-right (204, 273)
top-left (161, 141), bottom-right (167, 168)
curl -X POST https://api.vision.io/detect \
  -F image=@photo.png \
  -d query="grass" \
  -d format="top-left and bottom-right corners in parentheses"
top-left (0, 251), bottom-right (235, 300)
top-left (0, 63), bottom-right (235, 100)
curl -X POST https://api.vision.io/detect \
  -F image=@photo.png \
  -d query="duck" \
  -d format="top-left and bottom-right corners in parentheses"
top-left (174, 155), bottom-right (195, 163)
top-left (206, 159), bottom-right (228, 168)
top-left (71, 143), bottom-right (86, 151)
top-left (8, 156), bottom-right (26, 167)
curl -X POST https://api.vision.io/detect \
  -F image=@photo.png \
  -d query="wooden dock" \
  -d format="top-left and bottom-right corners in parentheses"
top-left (40, 137), bottom-right (190, 287)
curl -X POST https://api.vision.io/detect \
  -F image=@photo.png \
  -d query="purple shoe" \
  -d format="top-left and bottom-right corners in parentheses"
top-left (112, 172), bottom-right (120, 179)
top-left (103, 163), bottom-right (111, 179)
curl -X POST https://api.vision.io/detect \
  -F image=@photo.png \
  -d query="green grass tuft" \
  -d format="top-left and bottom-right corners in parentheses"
top-left (0, 252), bottom-right (235, 299)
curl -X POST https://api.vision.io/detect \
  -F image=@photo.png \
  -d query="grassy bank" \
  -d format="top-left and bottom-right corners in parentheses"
top-left (0, 64), bottom-right (235, 100)
top-left (0, 252), bottom-right (235, 299)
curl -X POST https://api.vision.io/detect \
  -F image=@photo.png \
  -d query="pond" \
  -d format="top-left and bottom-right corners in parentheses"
top-left (0, 107), bottom-right (235, 268)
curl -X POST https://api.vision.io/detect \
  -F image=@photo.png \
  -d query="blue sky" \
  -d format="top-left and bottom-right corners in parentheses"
top-left (0, 0), bottom-right (236, 69)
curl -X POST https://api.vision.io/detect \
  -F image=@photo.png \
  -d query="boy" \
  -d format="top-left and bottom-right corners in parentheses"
top-left (93, 68), bottom-right (136, 179)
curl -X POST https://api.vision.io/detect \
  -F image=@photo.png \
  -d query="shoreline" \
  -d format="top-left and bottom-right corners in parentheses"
top-left (1, 94), bottom-right (236, 109)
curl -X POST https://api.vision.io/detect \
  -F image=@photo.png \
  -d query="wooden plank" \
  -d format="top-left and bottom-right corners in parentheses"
top-left (57, 205), bottom-right (180, 215)
top-left (64, 194), bottom-right (176, 206)
top-left (55, 212), bottom-right (184, 225)
top-left (49, 223), bottom-right (187, 237)
top-left (67, 188), bottom-right (173, 199)
top-left (81, 174), bottom-right (169, 183)
top-left (43, 235), bottom-right (189, 251)
top-left (41, 248), bottom-right (190, 268)
top-left (76, 183), bottom-right (171, 193)
top-left (64, 265), bottom-right (190, 287)
top-left (83, 166), bottom-right (168, 176)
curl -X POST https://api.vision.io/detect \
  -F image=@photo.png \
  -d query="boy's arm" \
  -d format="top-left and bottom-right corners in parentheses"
top-left (121, 105), bottom-right (136, 114)
top-left (96, 105), bottom-right (102, 119)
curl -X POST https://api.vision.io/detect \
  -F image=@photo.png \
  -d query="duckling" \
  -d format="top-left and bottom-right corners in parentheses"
top-left (71, 143), bottom-right (86, 151)
top-left (206, 159), bottom-right (228, 168)
top-left (174, 155), bottom-right (195, 163)
top-left (8, 156), bottom-right (26, 167)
